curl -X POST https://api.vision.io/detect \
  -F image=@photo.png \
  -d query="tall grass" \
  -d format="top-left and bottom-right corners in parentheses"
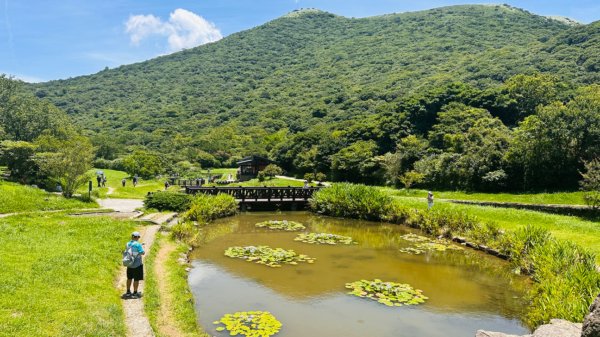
top-left (311, 183), bottom-right (392, 220)
top-left (311, 183), bottom-right (600, 328)
top-left (0, 181), bottom-right (98, 213)
top-left (144, 236), bottom-right (208, 337)
top-left (144, 191), bottom-right (192, 212)
top-left (0, 213), bottom-right (136, 337)
top-left (172, 194), bottom-right (238, 245)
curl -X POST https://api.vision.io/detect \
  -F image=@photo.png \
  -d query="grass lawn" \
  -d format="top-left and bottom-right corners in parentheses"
top-left (392, 195), bottom-right (600, 262)
top-left (0, 213), bottom-right (138, 337)
top-left (81, 169), bottom-right (171, 199)
top-left (0, 181), bottom-right (98, 214)
top-left (380, 187), bottom-right (587, 205)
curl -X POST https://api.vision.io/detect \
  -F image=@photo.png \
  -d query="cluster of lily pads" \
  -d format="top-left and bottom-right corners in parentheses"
top-left (345, 279), bottom-right (428, 307)
top-left (398, 233), bottom-right (463, 255)
top-left (224, 245), bottom-right (315, 267)
top-left (294, 232), bottom-right (356, 245)
top-left (214, 311), bottom-right (282, 337)
top-left (255, 220), bottom-right (306, 231)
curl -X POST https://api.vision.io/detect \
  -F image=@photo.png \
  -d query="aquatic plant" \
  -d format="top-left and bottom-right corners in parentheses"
top-left (415, 241), bottom-right (464, 252)
top-left (255, 220), bottom-right (306, 231)
top-left (345, 279), bottom-right (428, 307)
top-left (213, 311), bottom-right (282, 337)
top-left (399, 233), bottom-right (429, 242)
top-left (294, 232), bottom-right (356, 245)
top-left (224, 245), bottom-right (315, 267)
top-left (398, 247), bottom-right (425, 254)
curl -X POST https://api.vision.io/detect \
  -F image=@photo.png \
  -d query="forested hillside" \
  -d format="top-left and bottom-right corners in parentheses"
top-left (20, 4), bottom-right (600, 191)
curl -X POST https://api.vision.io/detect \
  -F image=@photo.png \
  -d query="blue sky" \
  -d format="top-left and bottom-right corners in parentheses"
top-left (1, 0), bottom-right (599, 82)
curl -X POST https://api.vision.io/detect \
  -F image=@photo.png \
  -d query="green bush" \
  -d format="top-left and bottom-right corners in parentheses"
top-left (183, 194), bottom-right (237, 223)
top-left (310, 183), bottom-right (393, 220)
top-left (144, 191), bottom-right (192, 212)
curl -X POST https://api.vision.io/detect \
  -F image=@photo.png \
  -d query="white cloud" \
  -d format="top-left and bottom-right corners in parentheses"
top-left (125, 9), bottom-right (222, 52)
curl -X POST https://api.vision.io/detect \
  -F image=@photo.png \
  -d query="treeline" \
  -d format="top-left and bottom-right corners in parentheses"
top-left (275, 74), bottom-right (600, 191)
top-left (0, 75), bottom-right (94, 197)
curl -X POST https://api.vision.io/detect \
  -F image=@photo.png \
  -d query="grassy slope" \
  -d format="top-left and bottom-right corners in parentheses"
top-left (380, 187), bottom-right (587, 205)
top-left (82, 169), bottom-right (170, 199)
top-left (392, 196), bottom-right (600, 262)
top-left (0, 213), bottom-right (137, 337)
top-left (0, 181), bottom-right (98, 214)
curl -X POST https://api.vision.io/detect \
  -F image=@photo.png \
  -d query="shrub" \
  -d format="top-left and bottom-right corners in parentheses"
top-left (310, 183), bottom-right (393, 221)
top-left (183, 194), bottom-right (237, 224)
top-left (144, 191), bottom-right (192, 212)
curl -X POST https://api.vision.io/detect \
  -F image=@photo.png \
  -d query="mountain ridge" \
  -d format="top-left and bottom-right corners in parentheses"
top-left (26, 4), bottom-right (598, 158)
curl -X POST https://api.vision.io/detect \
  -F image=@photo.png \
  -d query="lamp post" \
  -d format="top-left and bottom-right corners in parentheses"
top-left (207, 168), bottom-right (211, 183)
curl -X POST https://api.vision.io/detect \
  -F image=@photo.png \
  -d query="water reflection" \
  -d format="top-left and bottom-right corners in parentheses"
top-left (189, 212), bottom-right (530, 337)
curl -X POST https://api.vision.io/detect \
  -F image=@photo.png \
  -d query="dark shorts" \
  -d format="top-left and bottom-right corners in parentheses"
top-left (126, 265), bottom-right (144, 281)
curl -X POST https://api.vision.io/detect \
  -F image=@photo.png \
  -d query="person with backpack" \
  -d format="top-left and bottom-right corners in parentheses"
top-left (123, 231), bottom-right (145, 298)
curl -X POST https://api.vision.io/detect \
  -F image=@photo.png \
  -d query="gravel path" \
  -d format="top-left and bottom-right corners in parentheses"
top-left (117, 224), bottom-right (160, 337)
top-left (97, 198), bottom-right (144, 213)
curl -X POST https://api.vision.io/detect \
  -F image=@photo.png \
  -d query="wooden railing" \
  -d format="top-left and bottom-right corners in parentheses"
top-left (184, 186), bottom-right (321, 202)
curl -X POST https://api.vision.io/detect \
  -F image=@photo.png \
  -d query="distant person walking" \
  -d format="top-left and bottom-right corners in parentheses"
top-left (96, 175), bottom-right (102, 187)
top-left (123, 231), bottom-right (145, 298)
top-left (132, 175), bottom-right (138, 187)
top-left (164, 180), bottom-right (170, 190)
top-left (121, 178), bottom-right (126, 187)
top-left (303, 180), bottom-right (310, 189)
top-left (427, 191), bottom-right (434, 209)
top-left (102, 175), bottom-right (107, 187)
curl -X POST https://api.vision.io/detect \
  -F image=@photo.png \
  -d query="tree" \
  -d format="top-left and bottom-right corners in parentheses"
top-left (399, 171), bottom-right (425, 190)
top-left (507, 85), bottom-right (600, 190)
top-left (331, 140), bottom-right (381, 183)
top-left (580, 158), bottom-right (600, 211)
top-left (0, 75), bottom-right (71, 142)
top-left (262, 164), bottom-right (283, 179)
top-left (0, 140), bottom-right (38, 183)
top-left (122, 150), bottom-right (165, 179)
top-left (33, 135), bottom-right (94, 197)
top-left (503, 73), bottom-right (564, 121)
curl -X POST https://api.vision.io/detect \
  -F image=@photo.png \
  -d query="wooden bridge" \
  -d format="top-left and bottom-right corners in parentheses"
top-left (184, 186), bottom-right (322, 210)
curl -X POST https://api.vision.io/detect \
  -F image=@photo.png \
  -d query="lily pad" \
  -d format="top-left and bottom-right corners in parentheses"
top-left (399, 234), bottom-right (464, 255)
top-left (214, 311), bottom-right (282, 337)
top-left (224, 245), bottom-right (315, 267)
top-left (255, 220), bottom-right (305, 231)
top-left (345, 279), bottom-right (428, 306)
top-left (294, 232), bottom-right (356, 245)
top-left (400, 233), bottom-right (430, 243)
top-left (398, 247), bottom-right (425, 255)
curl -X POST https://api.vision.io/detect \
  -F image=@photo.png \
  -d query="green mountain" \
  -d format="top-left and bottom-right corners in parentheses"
top-left (27, 5), bottom-right (598, 164)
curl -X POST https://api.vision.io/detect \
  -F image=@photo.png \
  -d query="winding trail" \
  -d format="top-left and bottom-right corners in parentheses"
top-left (117, 224), bottom-right (160, 337)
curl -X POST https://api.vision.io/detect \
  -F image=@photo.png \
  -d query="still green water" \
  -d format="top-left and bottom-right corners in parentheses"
top-left (189, 212), bottom-right (530, 337)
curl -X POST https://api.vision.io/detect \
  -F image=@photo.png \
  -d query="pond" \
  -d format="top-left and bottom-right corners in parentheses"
top-left (189, 212), bottom-right (530, 337)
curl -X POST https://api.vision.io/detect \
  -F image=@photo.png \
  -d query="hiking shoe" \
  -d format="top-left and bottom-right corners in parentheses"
top-left (132, 292), bottom-right (142, 298)
top-left (123, 292), bottom-right (132, 298)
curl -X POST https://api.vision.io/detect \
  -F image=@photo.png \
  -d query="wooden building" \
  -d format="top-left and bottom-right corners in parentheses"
top-left (236, 156), bottom-right (272, 181)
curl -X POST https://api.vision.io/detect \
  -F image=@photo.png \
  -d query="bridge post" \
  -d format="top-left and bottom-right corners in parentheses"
top-left (267, 188), bottom-right (271, 202)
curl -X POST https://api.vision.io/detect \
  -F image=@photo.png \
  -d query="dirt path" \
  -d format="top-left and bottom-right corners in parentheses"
top-left (107, 187), bottom-right (115, 195)
top-left (117, 224), bottom-right (160, 337)
top-left (153, 234), bottom-right (186, 337)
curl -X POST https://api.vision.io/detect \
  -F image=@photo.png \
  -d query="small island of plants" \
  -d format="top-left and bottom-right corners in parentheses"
top-left (224, 245), bottom-right (315, 267)
top-left (294, 232), bottom-right (356, 245)
top-left (346, 279), bottom-right (428, 307)
top-left (213, 311), bottom-right (282, 337)
top-left (255, 220), bottom-right (306, 231)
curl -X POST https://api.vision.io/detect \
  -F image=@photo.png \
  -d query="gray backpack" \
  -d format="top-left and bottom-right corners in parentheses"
top-left (122, 244), bottom-right (135, 267)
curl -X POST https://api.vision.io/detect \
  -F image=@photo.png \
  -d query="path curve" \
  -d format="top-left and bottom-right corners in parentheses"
top-left (97, 198), bottom-right (144, 213)
top-left (117, 224), bottom-right (160, 337)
